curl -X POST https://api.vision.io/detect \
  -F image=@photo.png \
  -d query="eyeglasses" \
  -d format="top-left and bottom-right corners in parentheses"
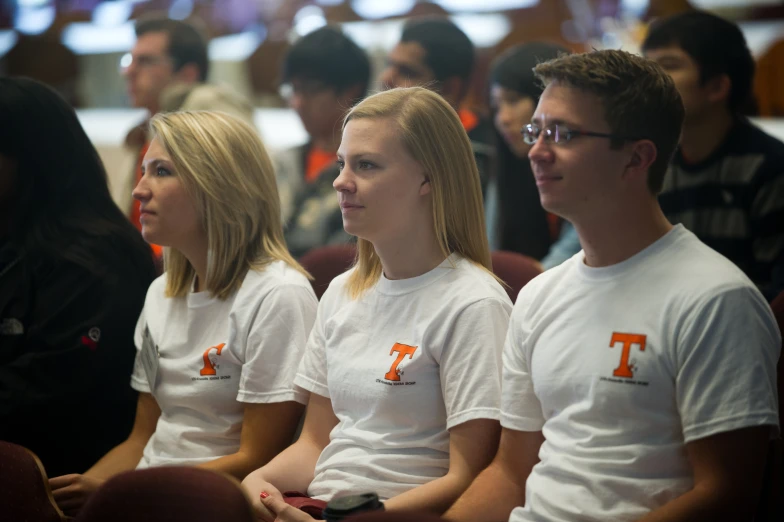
top-left (522, 123), bottom-right (640, 145)
top-left (279, 80), bottom-right (330, 100)
top-left (119, 53), bottom-right (172, 72)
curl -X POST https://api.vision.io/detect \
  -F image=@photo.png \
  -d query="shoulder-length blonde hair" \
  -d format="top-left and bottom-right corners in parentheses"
top-left (344, 86), bottom-right (495, 298)
top-left (149, 110), bottom-right (310, 300)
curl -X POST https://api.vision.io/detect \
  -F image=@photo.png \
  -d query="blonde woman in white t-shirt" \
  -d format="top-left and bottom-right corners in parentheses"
top-left (50, 111), bottom-right (318, 516)
top-left (242, 87), bottom-right (513, 521)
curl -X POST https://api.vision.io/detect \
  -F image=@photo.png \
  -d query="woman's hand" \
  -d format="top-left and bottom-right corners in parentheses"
top-left (49, 474), bottom-right (105, 516)
top-left (259, 491), bottom-right (317, 522)
top-left (241, 469), bottom-right (284, 522)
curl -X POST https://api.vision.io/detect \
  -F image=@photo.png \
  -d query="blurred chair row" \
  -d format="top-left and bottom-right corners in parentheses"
top-left (299, 245), bottom-right (543, 303)
top-left (0, 440), bottom-right (254, 522)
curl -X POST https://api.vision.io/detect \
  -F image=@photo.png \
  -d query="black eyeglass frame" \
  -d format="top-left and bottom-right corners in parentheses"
top-left (521, 123), bottom-right (643, 145)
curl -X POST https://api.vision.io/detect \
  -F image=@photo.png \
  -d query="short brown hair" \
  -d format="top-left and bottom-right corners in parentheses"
top-left (534, 50), bottom-right (684, 194)
top-left (136, 16), bottom-right (209, 82)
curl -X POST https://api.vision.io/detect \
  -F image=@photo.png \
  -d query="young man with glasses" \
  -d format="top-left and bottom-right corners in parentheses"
top-left (274, 26), bottom-right (370, 257)
top-left (643, 11), bottom-right (784, 301)
top-left (122, 17), bottom-right (253, 261)
top-left (445, 49), bottom-right (780, 522)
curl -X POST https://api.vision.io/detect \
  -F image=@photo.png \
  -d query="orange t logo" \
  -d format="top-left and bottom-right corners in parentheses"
top-left (609, 333), bottom-right (646, 378)
top-left (200, 343), bottom-right (226, 376)
top-left (384, 343), bottom-right (418, 381)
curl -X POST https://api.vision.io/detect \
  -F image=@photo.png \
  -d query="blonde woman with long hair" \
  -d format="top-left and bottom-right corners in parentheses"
top-left (242, 87), bottom-right (512, 521)
top-left (51, 111), bottom-right (318, 515)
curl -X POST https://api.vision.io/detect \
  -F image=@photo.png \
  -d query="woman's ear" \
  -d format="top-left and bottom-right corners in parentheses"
top-left (419, 178), bottom-right (431, 196)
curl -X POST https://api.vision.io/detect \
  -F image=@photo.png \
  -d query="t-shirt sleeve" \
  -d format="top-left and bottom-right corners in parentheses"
top-left (294, 298), bottom-right (331, 399)
top-left (676, 285), bottom-right (781, 443)
top-left (236, 284), bottom-right (317, 405)
top-left (501, 295), bottom-right (546, 432)
top-left (130, 306), bottom-right (150, 393)
top-left (437, 297), bottom-right (511, 429)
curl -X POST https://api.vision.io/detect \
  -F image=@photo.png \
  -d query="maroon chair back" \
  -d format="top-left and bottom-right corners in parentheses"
top-left (491, 250), bottom-right (543, 303)
top-left (299, 244), bottom-right (357, 299)
top-left (0, 441), bottom-right (66, 522)
top-left (75, 467), bottom-right (254, 522)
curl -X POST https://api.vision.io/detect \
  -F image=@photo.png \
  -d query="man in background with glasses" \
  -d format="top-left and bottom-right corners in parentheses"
top-left (122, 16), bottom-right (253, 263)
top-left (643, 11), bottom-right (784, 302)
top-left (379, 17), bottom-right (495, 200)
top-left (446, 49), bottom-right (779, 522)
top-left (274, 26), bottom-right (370, 258)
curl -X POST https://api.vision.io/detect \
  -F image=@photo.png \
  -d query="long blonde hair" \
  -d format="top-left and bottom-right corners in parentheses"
top-left (149, 110), bottom-right (311, 299)
top-left (344, 87), bottom-right (495, 298)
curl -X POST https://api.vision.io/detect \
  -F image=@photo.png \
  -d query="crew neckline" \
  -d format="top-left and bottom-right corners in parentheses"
top-left (376, 253), bottom-right (461, 296)
top-left (575, 225), bottom-right (686, 282)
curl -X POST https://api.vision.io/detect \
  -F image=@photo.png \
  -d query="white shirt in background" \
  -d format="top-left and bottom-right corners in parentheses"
top-left (131, 260), bottom-right (318, 468)
top-left (503, 225), bottom-right (781, 522)
top-left (295, 253), bottom-right (513, 501)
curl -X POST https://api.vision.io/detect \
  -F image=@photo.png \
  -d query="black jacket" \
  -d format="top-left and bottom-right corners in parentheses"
top-left (0, 240), bottom-right (154, 476)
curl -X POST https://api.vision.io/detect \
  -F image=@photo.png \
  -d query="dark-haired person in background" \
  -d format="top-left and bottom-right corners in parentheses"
top-left (643, 11), bottom-right (784, 300)
top-left (122, 16), bottom-right (254, 261)
top-left (380, 17), bottom-right (495, 198)
top-left (275, 26), bottom-right (371, 257)
top-left (0, 77), bottom-right (157, 477)
top-left (489, 42), bottom-right (569, 261)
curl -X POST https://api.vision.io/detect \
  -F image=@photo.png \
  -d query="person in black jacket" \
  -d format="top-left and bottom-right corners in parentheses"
top-left (0, 77), bottom-right (157, 477)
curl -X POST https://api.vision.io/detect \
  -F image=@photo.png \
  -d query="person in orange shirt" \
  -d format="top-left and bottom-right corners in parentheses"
top-left (273, 26), bottom-right (371, 258)
top-left (379, 17), bottom-right (495, 199)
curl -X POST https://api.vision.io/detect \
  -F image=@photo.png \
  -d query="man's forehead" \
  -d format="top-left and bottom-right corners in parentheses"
top-left (134, 31), bottom-right (169, 53)
top-left (533, 84), bottom-right (604, 123)
top-left (390, 41), bottom-right (428, 67)
top-left (643, 45), bottom-right (688, 59)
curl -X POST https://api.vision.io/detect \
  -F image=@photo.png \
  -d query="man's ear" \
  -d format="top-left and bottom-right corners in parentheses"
top-left (705, 73), bottom-right (731, 106)
top-left (440, 76), bottom-right (466, 108)
top-left (174, 63), bottom-right (201, 84)
top-left (623, 139), bottom-right (657, 184)
top-left (339, 83), bottom-right (366, 106)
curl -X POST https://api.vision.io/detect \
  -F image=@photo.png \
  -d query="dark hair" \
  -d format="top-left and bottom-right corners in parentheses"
top-left (0, 77), bottom-right (156, 277)
top-left (400, 17), bottom-right (474, 84)
top-left (490, 43), bottom-right (570, 258)
top-left (534, 50), bottom-right (685, 194)
top-left (642, 11), bottom-right (754, 113)
top-left (135, 16), bottom-right (209, 82)
top-left (282, 26), bottom-right (371, 98)
top-left (491, 42), bottom-right (569, 104)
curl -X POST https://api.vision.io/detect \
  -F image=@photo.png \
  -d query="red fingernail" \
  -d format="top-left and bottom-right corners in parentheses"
top-left (260, 491), bottom-right (269, 499)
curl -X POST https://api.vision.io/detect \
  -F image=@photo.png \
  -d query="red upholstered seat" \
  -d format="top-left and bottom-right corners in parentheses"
top-left (491, 250), bottom-right (543, 303)
top-left (75, 467), bottom-right (254, 522)
top-left (0, 440), bottom-right (66, 522)
top-left (299, 244), bottom-right (357, 300)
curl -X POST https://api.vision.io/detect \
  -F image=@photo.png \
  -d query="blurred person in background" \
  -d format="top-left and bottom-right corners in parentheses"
top-left (643, 11), bottom-right (784, 301)
top-left (380, 17), bottom-right (495, 199)
top-left (488, 42), bottom-right (577, 266)
top-left (0, 77), bottom-right (157, 477)
top-left (122, 16), bottom-right (254, 263)
top-left (50, 111), bottom-right (317, 516)
top-left (275, 26), bottom-right (371, 258)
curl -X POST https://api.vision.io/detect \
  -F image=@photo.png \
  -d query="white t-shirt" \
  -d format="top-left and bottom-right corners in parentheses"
top-left (503, 225), bottom-right (781, 522)
top-left (131, 260), bottom-right (317, 468)
top-left (295, 254), bottom-right (512, 501)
